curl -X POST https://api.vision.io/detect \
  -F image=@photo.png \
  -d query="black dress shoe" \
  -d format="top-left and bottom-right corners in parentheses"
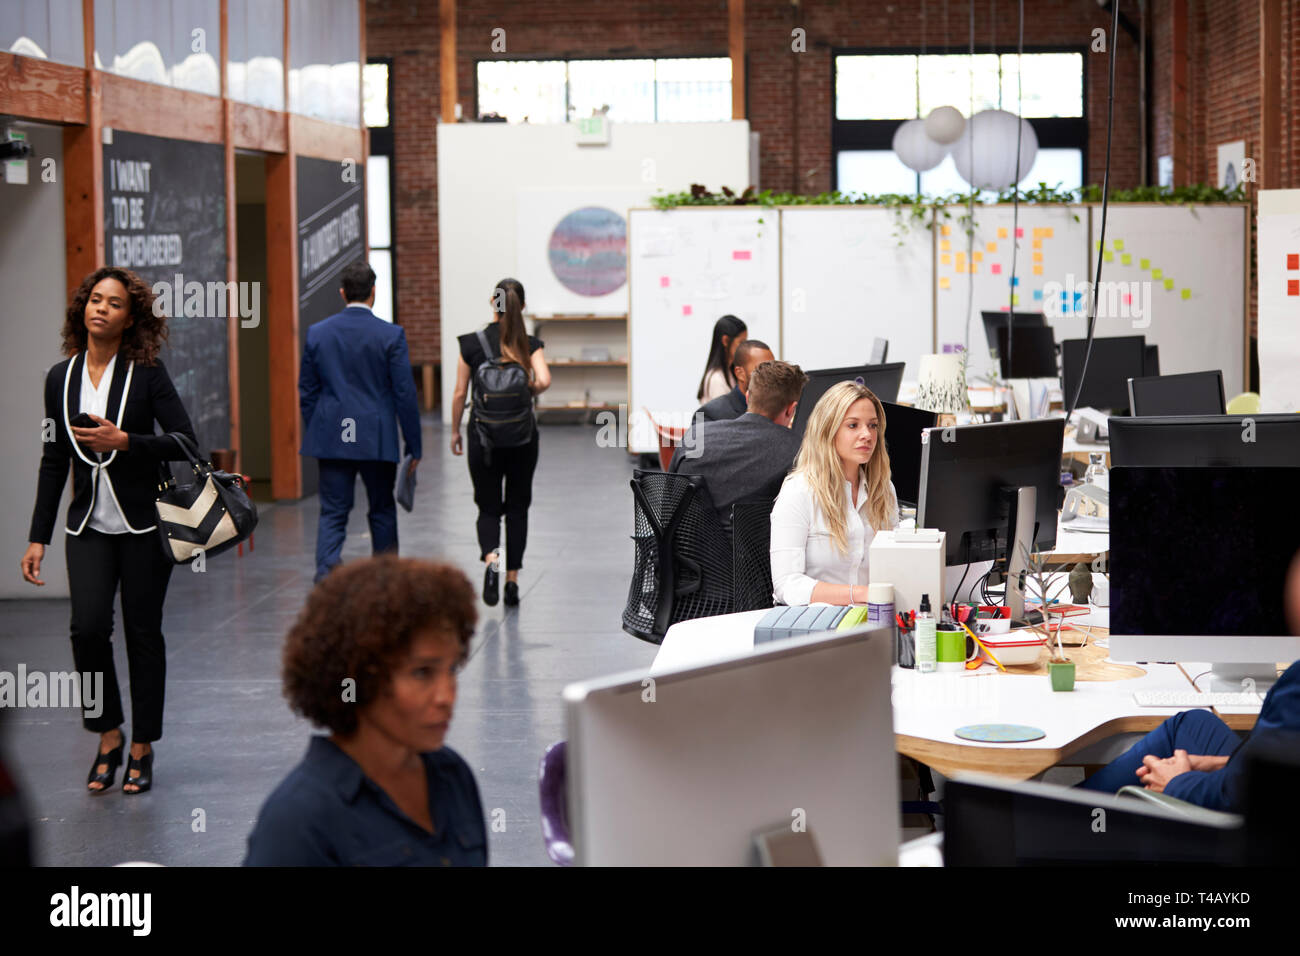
top-left (87, 738), bottom-right (124, 794)
top-left (483, 562), bottom-right (500, 606)
top-left (504, 581), bottom-right (520, 606)
top-left (123, 750), bottom-right (153, 795)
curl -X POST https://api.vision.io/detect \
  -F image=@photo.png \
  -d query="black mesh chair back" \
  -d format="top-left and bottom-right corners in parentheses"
top-left (622, 470), bottom-right (734, 643)
top-left (731, 497), bottom-right (776, 612)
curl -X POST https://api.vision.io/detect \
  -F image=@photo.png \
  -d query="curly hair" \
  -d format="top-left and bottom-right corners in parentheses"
top-left (62, 267), bottom-right (168, 364)
top-left (282, 556), bottom-right (478, 736)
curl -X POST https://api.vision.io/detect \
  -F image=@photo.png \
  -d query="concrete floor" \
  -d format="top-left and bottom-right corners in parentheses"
top-left (2, 419), bottom-right (658, 866)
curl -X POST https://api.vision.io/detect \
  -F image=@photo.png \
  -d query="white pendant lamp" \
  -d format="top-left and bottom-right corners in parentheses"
top-left (892, 118), bottom-right (950, 173)
top-left (924, 106), bottom-right (966, 145)
top-left (952, 109), bottom-right (1039, 190)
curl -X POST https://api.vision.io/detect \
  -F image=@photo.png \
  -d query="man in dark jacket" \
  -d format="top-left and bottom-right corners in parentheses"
top-left (300, 261), bottom-right (422, 582)
top-left (695, 339), bottom-right (776, 424)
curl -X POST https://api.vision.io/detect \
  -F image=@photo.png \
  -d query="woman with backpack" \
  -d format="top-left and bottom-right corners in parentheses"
top-left (450, 278), bottom-right (551, 607)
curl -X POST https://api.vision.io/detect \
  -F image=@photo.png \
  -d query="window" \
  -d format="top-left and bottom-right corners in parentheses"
top-left (367, 58), bottom-right (395, 323)
top-left (832, 50), bottom-right (1086, 197)
top-left (363, 62), bottom-right (388, 127)
top-left (476, 57), bottom-right (732, 124)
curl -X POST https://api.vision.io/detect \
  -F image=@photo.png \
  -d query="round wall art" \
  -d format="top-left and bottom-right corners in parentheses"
top-left (548, 206), bottom-right (628, 297)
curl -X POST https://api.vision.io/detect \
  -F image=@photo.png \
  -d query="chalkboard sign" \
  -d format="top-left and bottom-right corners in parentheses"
top-left (296, 155), bottom-right (366, 495)
top-left (102, 130), bottom-right (229, 456)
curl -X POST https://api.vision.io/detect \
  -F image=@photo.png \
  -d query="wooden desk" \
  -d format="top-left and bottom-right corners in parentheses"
top-left (652, 610), bottom-right (1259, 782)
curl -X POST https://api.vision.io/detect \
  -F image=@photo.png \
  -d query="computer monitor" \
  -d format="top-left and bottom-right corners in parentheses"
top-left (917, 418), bottom-right (1065, 565)
top-left (1108, 466), bottom-right (1300, 689)
top-left (1126, 370), bottom-right (1227, 417)
top-left (791, 362), bottom-right (905, 443)
top-left (869, 337), bottom-right (889, 364)
top-left (980, 310), bottom-right (1045, 356)
top-left (564, 627), bottom-right (898, 866)
top-left (1143, 344), bottom-right (1160, 377)
top-left (1060, 335), bottom-right (1147, 413)
top-left (1109, 415), bottom-right (1300, 467)
top-left (995, 326), bottom-right (1057, 378)
top-left (881, 400), bottom-right (939, 508)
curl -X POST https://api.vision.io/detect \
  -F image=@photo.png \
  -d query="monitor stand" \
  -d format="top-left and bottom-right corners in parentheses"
top-left (1207, 662), bottom-right (1278, 696)
top-left (1004, 485), bottom-right (1041, 627)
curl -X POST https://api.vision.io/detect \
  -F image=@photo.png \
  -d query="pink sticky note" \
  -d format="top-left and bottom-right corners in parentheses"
top-left (733, 250), bottom-right (752, 260)
top-left (991, 263), bottom-right (1002, 275)
top-left (1122, 293), bottom-right (1133, 305)
top-left (659, 276), bottom-right (670, 287)
top-left (682, 305), bottom-right (693, 316)
top-left (1015, 227), bottom-right (1025, 238)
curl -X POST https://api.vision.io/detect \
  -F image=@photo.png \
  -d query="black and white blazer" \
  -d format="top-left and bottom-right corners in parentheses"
top-left (28, 353), bottom-right (199, 544)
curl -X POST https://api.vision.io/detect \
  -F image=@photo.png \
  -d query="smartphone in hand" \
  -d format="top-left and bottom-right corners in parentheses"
top-left (70, 412), bottom-right (98, 429)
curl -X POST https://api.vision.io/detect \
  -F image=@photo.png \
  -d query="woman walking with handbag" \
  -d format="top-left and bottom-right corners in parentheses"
top-left (20, 267), bottom-right (199, 795)
top-left (449, 278), bottom-right (550, 607)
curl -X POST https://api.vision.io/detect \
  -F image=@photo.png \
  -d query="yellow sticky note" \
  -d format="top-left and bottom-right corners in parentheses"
top-left (1140, 258), bottom-right (1150, 270)
top-left (1043, 228), bottom-right (1053, 239)
top-left (941, 253), bottom-right (952, 265)
top-left (1033, 251), bottom-right (1044, 263)
top-left (1121, 253), bottom-right (1132, 265)
top-left (1152, 268), bottom-right (1163, 279)
top-left (973, 251), bottom-right (983, 263)
top-left (1032, 239), bottom-right (1043, 249)
top-left (955, 252), bottom-right (966, 264)
top-left (1181, 287), bottom-right (1192, 299)
top-left (1164, 278), bottom-right (1175, 290)
top-left (1114, 239), bottom-right (1124, 251)
top-left (941, 225), bottom-right (952, 236)
top-left (1033, 265), bottom-right (1044, 275)
top-left (997, 227), bottom-right (1008, 239)
top-left (1011, 294), bottom-right (1021, 305)
top-left (1032, 228), bottom-right (1043, 239)
top-left (1095, 240), bottom-right (1103, 250)
top-left (940, 240), bottom-right (951, 251)
top-left (987, 242), bottom-right (998, 253)
top-left (1103, 250), bottom-right (1114, 262)
top-left (939, 277), bottom-right (951, 289)
top-left (970, 264), bottom-right (979, 273)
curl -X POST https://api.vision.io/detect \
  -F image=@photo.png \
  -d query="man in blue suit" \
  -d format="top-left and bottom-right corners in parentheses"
top-left (300, 261), bottom-right (422, 582)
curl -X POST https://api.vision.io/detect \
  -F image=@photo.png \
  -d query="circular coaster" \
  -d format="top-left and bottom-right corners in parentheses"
top-left (954, 723), bottom-right (1046, 743)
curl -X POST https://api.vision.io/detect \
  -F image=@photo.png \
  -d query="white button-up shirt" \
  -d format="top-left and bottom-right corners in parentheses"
top-left (769, 471), bottom-right (899, 605)
top-left (81, 354), bottom-right (130, 534)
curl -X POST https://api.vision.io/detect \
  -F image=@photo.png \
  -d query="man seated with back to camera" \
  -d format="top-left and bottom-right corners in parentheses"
top-left (670, 360), bottom-right (807, 526)
top-left (1075, 552), bottom-right (1300, 811)
top-left (695, 339), bottom-right (777, 424)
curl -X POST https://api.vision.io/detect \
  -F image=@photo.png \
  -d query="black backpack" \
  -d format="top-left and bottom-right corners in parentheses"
top-left (471, 328), bottom-right (535, 453)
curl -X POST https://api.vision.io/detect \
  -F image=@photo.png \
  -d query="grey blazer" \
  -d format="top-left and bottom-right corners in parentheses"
top-left (669, 412), bottom-right (802, 519)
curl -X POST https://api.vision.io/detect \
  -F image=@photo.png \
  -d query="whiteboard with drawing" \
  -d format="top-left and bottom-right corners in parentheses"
top-left (934, 204), bottom-right (1090, 380)
top-left (627, 207), bottom-right (781, 454)
top-left (1086, 204), bottom-right (1248, 399)
top-left (780, 207), bottom-right (933, 376)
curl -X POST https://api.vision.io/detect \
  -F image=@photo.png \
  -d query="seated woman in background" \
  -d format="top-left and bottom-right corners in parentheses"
top-left (770, 381), bottom-right (899, 606)
top-left (696, 314), bottom-right (748, 402)
top-left (244, 556), bottom-right (486, 866)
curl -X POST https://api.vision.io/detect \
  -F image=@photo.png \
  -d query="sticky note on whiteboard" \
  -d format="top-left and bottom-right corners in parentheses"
top-left (941, 225), bottom-right (952, 236)
top-left (941, 253), bottom-right (952, 265)
top-left (1121, 253), bottom-right (1132, 265)
top-left (1181, 288), bottom-right (1192, 299)
top-left (659, 276), bottom-right (670, 287)
top-left (1164, 278), bottom-right (1175, 290)
top-left (939, 277), bottom-right (951, 289)
top-left (1140, 258), bottom-right (1150, 270)
top-left (1114, 239), bottom-right (1124, 250)
top-left (997, 228), bottom-right (1008, 239)
top-left (1151, 268), bottom-right (1163, 279)
top-left (733, 250), bottom-right (752, 260)
top-left (991, 263), bottom-right (1002, 275)
top-left (682, 305), bottom-right (693, 315)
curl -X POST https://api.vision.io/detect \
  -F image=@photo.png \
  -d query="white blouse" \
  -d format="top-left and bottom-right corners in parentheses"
top-left (769, 471), bottom-right (899, 606)
top-left (701, 368), bottom-right (731, 402)
top-left (80, 354), bottom-right (130, 535)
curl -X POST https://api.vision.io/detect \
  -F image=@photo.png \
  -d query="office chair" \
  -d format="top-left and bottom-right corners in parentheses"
top-left (537, 741), bottom-right (573, 866)
top-left (642, 407), bottom-right (687, 472)
top-left (622, 471), bottom-right (734, 643)
top-left (731, 498), bottom-right (776, 612)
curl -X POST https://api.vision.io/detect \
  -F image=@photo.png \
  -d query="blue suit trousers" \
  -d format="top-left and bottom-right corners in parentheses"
top-left (315, 459), bottom-right (399, 582)
top-left (1077, 709), bottom-right (1243, 796)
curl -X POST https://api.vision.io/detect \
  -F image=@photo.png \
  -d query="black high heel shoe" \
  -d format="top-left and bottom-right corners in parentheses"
top-left (122, 749), bottom-right (153, 795)
top-left (87, 738), bottom-right (125, 794)
top-left (483, 560), bottom-right (500, 606)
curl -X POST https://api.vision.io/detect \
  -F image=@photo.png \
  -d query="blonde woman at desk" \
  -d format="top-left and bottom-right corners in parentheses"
top-left (770, 381), bottom-right (899, 606)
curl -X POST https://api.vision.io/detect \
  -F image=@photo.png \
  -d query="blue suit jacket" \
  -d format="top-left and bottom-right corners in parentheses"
top-left (299, 306), bottom-right (422, 462)
top-left (1164, 659), bottom-right (1300, 810)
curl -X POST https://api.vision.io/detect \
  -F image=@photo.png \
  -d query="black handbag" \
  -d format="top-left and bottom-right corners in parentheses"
top-left (154, 433), bottom-right (258, 565)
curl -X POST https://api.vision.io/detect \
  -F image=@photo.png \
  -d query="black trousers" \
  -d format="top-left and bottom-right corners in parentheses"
top-left (467, 427), bottom-right (539, 571)
top-left (65, 528), bottom-right (174, 742)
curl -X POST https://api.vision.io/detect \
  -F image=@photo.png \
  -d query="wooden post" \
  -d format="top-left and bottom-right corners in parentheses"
top-left (1260, 0), bottom-right (1281, 188)
top-left (1170, 0), bottom-right (1189, 185)
top-left (441, 0), bottom-right (457, 122)
top-left (729, 0), bottom-right (745, 120)
top-left (64, 0), bottom-right (103, 292)
top-left (220, 0), bottom-right (242, 468)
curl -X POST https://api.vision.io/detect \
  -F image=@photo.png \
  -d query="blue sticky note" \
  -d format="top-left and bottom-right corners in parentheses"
top-left (1033, 289), bottom-right (1043, 301)
top-left (1010, 277), bottom-right (1020, 287)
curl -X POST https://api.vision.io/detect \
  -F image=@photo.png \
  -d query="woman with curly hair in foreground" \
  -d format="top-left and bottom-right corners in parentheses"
top-left (244, 556), bottom-right (488, 866)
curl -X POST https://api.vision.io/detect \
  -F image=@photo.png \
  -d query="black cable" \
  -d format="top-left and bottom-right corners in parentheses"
top-left (1004, 0), bottom-right (1024, 378)
top-left (954, 557), bottom-right (973, 606)
top-left (1066, 0), bottom-right (1121, 419)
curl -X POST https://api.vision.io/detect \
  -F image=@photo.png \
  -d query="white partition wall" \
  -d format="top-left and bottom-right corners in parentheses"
top-left (627, 207), bottom-right (780, 454)
top-left (1258, 189), bottom-right (1300, 411)
top-left (780, 207), bottom-right (933, 375)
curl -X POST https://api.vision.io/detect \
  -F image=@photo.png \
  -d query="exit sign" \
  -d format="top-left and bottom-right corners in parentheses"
top-left (575, 115), bottom-right (610, 146)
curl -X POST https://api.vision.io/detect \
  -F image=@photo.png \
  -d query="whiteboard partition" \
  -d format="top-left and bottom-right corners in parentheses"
top-left (1257, 190), bottom-right (1300, 411)
top-left (780, 207), bottom-right (933, 375)
top-left (935, 204), bottom-right (1091, 380)
top-left (627, 207), bottom-right (780, 454)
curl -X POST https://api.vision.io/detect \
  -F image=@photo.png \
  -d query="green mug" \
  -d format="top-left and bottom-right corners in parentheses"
top-left (936, 627), bottom-right (977, 672)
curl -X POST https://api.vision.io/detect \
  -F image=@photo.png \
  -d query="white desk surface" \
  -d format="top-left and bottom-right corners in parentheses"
top-left (652, 609), bottom-right (1203, 758)
top-left (1047, 514), bottom-right (1109, 557)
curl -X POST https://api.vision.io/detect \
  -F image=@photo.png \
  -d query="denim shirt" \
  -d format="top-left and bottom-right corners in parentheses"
top-left (243, 736), bottom-right (487, 866)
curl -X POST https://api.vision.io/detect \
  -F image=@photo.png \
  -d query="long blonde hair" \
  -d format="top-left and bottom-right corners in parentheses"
top-left (788, 381), bottom-right (895, 554)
